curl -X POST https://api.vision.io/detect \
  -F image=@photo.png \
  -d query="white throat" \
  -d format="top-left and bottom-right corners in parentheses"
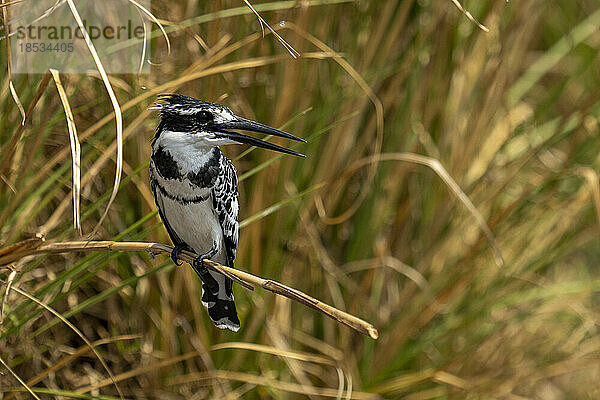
top-left (153, 130), bottom-right (216, 173)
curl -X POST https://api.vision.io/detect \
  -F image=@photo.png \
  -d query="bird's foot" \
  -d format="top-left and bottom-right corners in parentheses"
top-left (171, 244), bottom-right (187, 266)
top-left (193, 241), bottom-right (219, 295)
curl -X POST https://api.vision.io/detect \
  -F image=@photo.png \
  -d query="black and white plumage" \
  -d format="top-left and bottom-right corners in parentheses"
top-left (149, 94), bottom-right (305, 331)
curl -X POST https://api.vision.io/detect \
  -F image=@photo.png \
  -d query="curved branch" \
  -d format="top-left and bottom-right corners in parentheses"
top-left (0, 239), bottom-right (378, 340)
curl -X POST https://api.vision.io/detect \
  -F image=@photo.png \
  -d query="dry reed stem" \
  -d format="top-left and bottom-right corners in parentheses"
top-left (0, 239), bottom-right (379, 340)
top-left (64, 0), bottom-right (124, 238)
top-left (50, 69), bottom-right (82, 236)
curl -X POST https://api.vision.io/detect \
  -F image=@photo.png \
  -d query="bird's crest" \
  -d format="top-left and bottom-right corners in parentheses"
top-left (149, 94), bottom-right (226, 115)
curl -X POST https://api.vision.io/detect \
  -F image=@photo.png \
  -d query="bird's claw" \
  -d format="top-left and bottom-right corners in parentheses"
top-left (171, 244), bottom-right (186, 266)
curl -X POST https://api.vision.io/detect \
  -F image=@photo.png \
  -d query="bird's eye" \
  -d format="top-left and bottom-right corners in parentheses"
top-left (196, 111), bottom-right (213, 124)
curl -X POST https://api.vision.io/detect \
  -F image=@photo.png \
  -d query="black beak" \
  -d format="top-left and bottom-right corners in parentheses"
top-left (216, 117), bottom-right (306, 157)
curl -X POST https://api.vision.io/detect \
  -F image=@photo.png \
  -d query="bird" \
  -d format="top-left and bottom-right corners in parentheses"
top-left (149, 94), bottom-right (305, 332)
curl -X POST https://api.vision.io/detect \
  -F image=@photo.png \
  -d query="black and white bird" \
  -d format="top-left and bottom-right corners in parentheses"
top-left (149, 94), bottom-right (305, 331)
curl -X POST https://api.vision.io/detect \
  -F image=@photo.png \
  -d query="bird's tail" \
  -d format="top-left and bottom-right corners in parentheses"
top-left (201, 270), bottom-right (240, 332)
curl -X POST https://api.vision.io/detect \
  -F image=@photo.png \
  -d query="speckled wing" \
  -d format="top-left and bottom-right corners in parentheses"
top-left (212, 157), bottom-right (239, 270)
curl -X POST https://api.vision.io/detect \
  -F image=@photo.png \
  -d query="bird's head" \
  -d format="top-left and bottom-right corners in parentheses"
top-left (150, 94), bottom-right (305, 156)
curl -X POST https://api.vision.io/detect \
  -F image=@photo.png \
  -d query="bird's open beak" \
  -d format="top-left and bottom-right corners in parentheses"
top-left (216, 117), bottom-right (306, 157)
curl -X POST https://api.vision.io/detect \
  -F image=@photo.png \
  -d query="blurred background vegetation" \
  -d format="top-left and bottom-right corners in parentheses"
top-left (1, 0), bottom-right (599, 398)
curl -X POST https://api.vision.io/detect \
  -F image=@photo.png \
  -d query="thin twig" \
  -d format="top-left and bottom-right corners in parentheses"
top-left (450, 0), bottom-right (489, 32)
top-left (241, 0), bottom-right (299, 58)
top-left (0, 354), bottom-right (42, 400)
top-left (0, 239), bottom-right (379, 339)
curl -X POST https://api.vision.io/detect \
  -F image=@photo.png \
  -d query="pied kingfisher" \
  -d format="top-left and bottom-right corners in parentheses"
top-left (149, 94), bottom-right (305, 331)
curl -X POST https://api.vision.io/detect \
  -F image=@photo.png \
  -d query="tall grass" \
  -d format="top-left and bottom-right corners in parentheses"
top-left (1, 0), bottom-right (599, 398)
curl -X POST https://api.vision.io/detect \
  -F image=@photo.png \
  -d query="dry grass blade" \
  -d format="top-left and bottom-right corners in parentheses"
top-left (0, 240), bottom-right (379, 339)
top-left (141, 10), bottom-right (152, 74)
top-left (126, 0), bottom-right (171, 54)
top-left (342, 256), bottom-right (434, 300)
top-left (25, 335), bottom-right (140, 390)
top-left (0, 172), bottom-right (16, 193)
top-left (210, 342), bottom-right (337, 365)
top-left (1, 0), bottom-right (25, 125)
top-left (577, 167), bottom-right (600, 227)
top-left (372, 369), bottom-right (436, 395)
top-left (74, 347), bottom-right (351, 396)
top-left (0, 0), bottom-right (27, 8)
top-left (64, 0), bottom-right (123, 237)
top-left (0, 354), bottom-right (42, 400)
top-left (8, 83), bottom-right (25, 124)
top-left (132, 5), bottom-right (147, 75)
top-left (38, 109), bottom-right (152, 236)
top-left (3, 284), bottom-right (125, 400)
top-left (2, 335), bottom-right (141, 400)
top-left (449, 0), bottom-right (489, 32)
top-left (285, 22), bottom-right (384, 225)
top-left (241, 0), bottom-right (299, 58)
top-left (8, 0), bottom-right (63, 32)
top-left (336, 366), bottom-right (346, 400)
top-left (75, 351), bottom-right (203, 394)
top-left (346, 371), bottom-right (353, 400)
top-left (50, 69), bottom-right (82, 236)
top-left (0, 73), bottom-right (51, 181)
top-left (168, 370), bottom-right (378, 399)
top-left (344, 153), bottom-right (504, 266)
top-left (507, 7), bottom-right (600, 106)
top-left (0, 268), bottom-right (16, 323)
top-left (239, 184), bottom-right (324, 228)
top-left (432, 371), bottom-right (470, 390)
top-left (0, 236), bottom-right (44, 258)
